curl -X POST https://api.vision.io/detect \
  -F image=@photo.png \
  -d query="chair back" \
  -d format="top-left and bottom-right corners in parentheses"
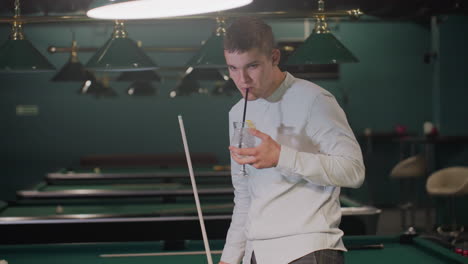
top-left (426, 167), bottom-right (468, 196)
top-left (390, 155), bottom-right (426, 179)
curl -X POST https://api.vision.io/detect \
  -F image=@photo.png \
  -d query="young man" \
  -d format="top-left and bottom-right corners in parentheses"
top-left (219, 17), bottom-right (365, 264)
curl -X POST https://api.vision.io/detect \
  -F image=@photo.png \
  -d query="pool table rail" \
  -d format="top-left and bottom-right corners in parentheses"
top-left (0, 213), bottom-right (232, 244)
top-left (46, 170), bottom-right (231, 181)
top-left (16, 187), bottom-right (235, 199)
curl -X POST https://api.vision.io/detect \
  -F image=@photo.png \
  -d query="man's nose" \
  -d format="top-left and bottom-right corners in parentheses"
top-left (239, 70), bottom-right (251, 83)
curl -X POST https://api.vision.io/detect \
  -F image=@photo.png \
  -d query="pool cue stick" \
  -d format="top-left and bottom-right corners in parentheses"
top-left (178, 115), bottom-right (214, 264)
top-left (347, 244), bottom-right (384, 250)
top-left (239, 88), bottom-right (249, 174)
top-left (100, 250), bottom-right (223, 258)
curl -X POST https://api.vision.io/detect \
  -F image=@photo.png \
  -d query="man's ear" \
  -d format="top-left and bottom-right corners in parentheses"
top-left (271, 49), bottom-right (281, 66)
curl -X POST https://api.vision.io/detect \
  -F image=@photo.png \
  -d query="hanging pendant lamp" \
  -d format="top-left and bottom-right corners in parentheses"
top-left (0, 0), bottom-right (55, 72)
top-left (52, 40), bottom-right (90, 81)
top-left (286, 0), bottom-right (358, 65)
top-left (184, 67), bottom-right (227, 81)
top-left (186, 17), bottom-right (227, 69)
top-left (116, 70), bottom-right (161, 82)
top-left (78, 74), bottom-right (118, 98)
top-left (85, 20), bottom-right (157, 72)
top-left (126, 81), bottom-right (157, 96)
top-left (211, 78), bottom-right (237, 96)
top-left (169, 74), bottom-right (202, 98)
top-left (116, 70), bottom-right (160, 96)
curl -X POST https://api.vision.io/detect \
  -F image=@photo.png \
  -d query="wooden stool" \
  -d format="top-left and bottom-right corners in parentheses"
top-left (390, 155), bottom-right (426, 232)
top-left (426, 167), bottom-right (468, 241)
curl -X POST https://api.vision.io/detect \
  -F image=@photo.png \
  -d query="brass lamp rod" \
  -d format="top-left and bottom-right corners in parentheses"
top-left (47, 45), bottom-right (198, 54)
top-left (14, 0), bottom-right (20, 18)
top-left (0, 9), bottom-right (362, 24)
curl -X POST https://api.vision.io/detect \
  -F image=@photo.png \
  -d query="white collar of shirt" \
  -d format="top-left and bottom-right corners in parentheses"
top-left (256, 72), bottom-right (294, 104)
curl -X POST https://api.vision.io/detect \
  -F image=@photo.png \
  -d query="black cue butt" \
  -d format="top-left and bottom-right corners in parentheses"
top-left (347, 244), bottom-right (385, 250)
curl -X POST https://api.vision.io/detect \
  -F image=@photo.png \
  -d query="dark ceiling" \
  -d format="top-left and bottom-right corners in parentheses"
top-left (0, 0), bottom-right (467, 20)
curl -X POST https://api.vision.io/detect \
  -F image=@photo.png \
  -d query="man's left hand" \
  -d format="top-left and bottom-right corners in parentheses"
top-left (229, 129), bottom-right (281, 169)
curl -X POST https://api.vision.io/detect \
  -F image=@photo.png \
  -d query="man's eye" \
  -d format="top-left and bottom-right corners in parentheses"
top-left (249, 64), bottom-right (258, 69)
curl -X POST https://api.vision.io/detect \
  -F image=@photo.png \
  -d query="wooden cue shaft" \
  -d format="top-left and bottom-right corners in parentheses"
top-left (178, 115), bottom-right (214, 264)
top-left (100, 250), bottom-right (223, 258)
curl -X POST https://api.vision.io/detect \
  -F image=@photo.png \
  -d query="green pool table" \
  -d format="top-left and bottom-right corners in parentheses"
top-left (15, 182), bottom-right (379, 237)
top-left (0, 194), bottom-right (380, 244)
top-left (16, 182), bottom-right (234, 200)
top-left (46, 167), bottom-right (232, 185)
top-left (0, 235), bottom-right (466, 264)
top-left (0, 197), bottom-right (232, 244)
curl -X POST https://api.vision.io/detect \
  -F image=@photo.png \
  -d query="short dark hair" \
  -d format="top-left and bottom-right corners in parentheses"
top-left (224, 17), bottom-right (275, 55)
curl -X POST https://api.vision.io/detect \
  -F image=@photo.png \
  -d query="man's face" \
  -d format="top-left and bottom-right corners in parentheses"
top-left (224, 48), bottom-right (279, 101)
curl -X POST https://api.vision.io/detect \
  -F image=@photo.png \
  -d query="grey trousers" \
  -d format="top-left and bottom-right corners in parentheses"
top-left (251, 249), bottom-right (344, 264)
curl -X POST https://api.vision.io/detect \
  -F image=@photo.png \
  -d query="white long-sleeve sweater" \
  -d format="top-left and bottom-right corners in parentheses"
top-left (220, 72), bottom-right (365, 264)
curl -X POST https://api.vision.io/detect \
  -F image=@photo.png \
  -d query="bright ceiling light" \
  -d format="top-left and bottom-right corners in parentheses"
top-left (87, 0), bottom-right (253, 20)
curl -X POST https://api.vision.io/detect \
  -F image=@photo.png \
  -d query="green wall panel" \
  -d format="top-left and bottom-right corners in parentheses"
top-left (439, 15), bottom-right (468, 135)
top-left (0, 17), bottom-right (466, 212)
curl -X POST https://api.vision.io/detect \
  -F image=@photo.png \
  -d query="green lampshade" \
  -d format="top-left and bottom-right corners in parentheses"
top-left (127, 81), bottom-right (157, 96)
top-left (186, 33), bottom-right (226, 69)
top-left (211, 78), bottom-right (237, 96)
top-left (169, 75), bottom-right (201, 98)
top-left (52, 40), bottom-right (90, 81)
top-left (0, 39), bottom-right (55, 72)
top-left (117, 70), bottom-right (161, 82)
top-left (184, 67), bottom-right (227, 81)
top-left (286, 32), bottom-right (358, 65)
top-left (78, 78), bottom-right (118, 98)
top-left (78, 73), bottom-right (117, 97)
top-left (86, 38), bottom-right (157, 71)
top-left (86, 21), bottom-right (157, 72)
top-left (52, 61), bottom-right (90, 81)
